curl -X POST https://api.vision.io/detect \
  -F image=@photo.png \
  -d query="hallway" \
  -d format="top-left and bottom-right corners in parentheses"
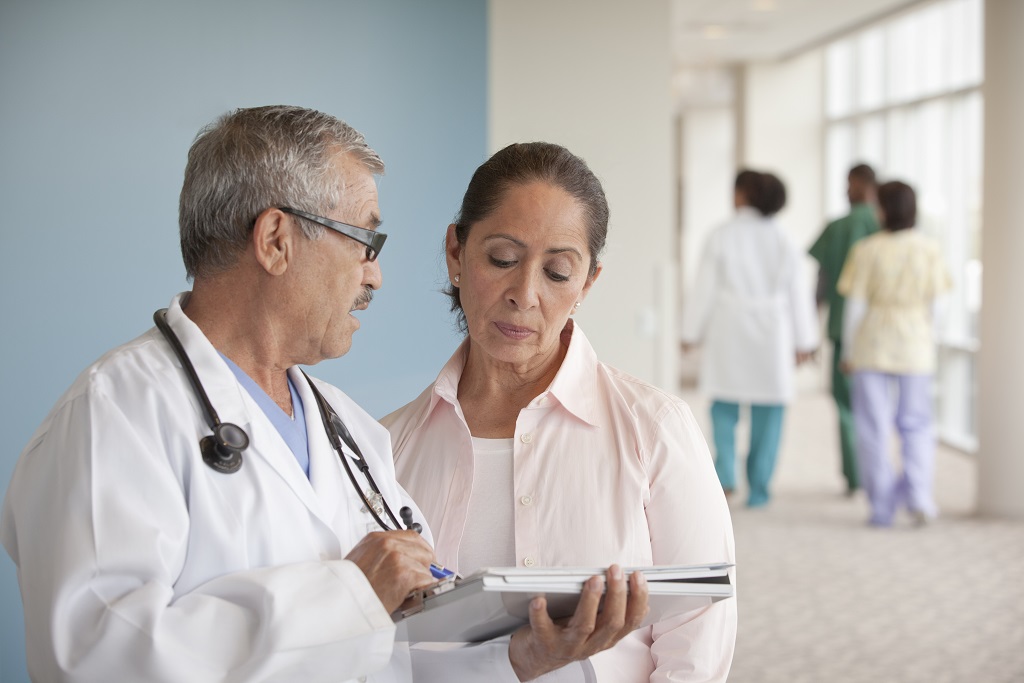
top-left (681, 389), bottom-right (1024, 682)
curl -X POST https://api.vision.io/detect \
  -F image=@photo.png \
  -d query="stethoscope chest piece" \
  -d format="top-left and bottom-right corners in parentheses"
top-left (200, 422), bottom-right (248, 474)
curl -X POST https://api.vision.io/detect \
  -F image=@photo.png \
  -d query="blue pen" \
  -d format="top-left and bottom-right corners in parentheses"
top-left (430, 563), bottom-right (455, 580)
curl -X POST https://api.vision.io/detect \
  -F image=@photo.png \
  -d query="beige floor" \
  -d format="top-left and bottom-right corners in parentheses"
top-left (678, 388), bottom-right (1024, 683)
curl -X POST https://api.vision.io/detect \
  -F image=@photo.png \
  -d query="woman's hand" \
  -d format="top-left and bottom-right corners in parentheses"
top-left (507, 565), bottom-right (649, 681)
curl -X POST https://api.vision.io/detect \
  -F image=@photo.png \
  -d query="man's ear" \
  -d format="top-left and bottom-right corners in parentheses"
top-left (445, 223), bottom-right (463, 285)
top-left (252, 208), bottom-right (293, 276)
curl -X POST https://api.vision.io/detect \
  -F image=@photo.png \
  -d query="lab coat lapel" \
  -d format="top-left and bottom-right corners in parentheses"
top-left (163, 295), bottom-right (331, 525)
top-left (292, 369), bottom-right (373, 550)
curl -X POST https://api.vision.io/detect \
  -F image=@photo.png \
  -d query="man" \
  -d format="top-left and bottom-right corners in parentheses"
top-left (1, 106), bottom-right (645, 682)
top-left (808, 163), bottom-right (880, 495)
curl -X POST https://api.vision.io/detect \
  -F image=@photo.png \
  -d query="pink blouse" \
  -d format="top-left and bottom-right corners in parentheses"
top-left (382, 322), bottom-right (737, 682)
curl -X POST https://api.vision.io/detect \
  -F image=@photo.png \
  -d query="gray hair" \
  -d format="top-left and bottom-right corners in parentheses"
top-left (179, 105), bottom-right (385, 279)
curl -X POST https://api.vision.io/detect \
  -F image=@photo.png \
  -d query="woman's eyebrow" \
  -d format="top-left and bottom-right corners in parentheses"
top-left (484, 234), bottom-right (582, 259)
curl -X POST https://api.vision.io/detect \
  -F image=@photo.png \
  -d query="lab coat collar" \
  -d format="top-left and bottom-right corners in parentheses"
top-left (164, 293), bottom-right (254, 431)
top-left (736, 205), bottom-right (762, 221)
top-left (426, 319), bottom-right (601, 428)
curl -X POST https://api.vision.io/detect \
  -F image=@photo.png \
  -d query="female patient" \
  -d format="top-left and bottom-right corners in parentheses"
top-left (382, 143), bottom-right (736, 682)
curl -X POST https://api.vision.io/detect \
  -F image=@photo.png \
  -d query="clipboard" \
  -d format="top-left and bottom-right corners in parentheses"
top-left (392, 563), bottom-right (733, 643)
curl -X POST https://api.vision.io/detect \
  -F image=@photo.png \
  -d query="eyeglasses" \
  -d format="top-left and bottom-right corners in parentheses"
top-left (280, 207), bottom-right (387, 261)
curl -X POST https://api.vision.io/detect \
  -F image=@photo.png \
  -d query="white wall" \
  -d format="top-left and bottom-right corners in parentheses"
top-left (742, 50), bottom-right (825, 259)
top-left (978, 0), bottom-right (1024, 519)
top-left (678, 106), bottom-right (736, 385)
top-left (489, 0), bottom-right (674, 387)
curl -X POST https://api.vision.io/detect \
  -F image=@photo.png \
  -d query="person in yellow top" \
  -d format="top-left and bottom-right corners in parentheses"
top-left (837, 180), bottom-right (952, 527)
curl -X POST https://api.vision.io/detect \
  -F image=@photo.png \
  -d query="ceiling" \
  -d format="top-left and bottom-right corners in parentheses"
top-left (673, 0), bottom-right (924, 66)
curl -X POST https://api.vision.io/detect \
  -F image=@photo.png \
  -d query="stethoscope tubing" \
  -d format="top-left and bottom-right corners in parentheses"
top-left (301, 370), bottom-right (406, 532)
top-left (153, 308), bottom-right (412, 533)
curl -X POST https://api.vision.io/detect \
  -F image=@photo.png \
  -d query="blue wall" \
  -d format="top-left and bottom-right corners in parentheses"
top-left (0, 1), bottom-right (485, 679)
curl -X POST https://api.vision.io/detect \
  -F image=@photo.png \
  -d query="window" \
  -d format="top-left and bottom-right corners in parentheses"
top-left (824, 0), bottom-right (983, 451)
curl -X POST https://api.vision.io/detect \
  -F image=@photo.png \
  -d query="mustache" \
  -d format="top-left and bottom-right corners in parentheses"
top-left (352, 286), bottom-right (374, 309)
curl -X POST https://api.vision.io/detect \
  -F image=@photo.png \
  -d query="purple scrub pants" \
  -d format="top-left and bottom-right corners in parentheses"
top-left (851, 371), bottom-right (938, 526)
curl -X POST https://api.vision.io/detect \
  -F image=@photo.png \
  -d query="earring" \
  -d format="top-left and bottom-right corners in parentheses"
top-left (453, 274), bottom-right (460, 285)
top-left (574, 301), bottom-right (581, 309)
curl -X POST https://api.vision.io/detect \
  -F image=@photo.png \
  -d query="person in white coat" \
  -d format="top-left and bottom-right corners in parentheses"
top-left (0, 106), bottom-right (646, 683)
top-left (680, 170), bottom-right (819, 507)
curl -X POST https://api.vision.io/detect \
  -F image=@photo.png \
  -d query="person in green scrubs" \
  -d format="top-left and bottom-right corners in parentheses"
top-left (808, 164), bottom-right (879, 495)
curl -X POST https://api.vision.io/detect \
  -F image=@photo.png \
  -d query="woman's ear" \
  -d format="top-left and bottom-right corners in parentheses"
top-left (445, 223), bottom-right (463, 285)
top-left (579, 261), bottom-right (603, 302)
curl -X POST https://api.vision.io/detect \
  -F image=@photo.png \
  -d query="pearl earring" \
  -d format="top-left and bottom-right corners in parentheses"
top-left (453, 275), bottom-right (460, 285)
top-left (574, 301), bottom-right (581, 309)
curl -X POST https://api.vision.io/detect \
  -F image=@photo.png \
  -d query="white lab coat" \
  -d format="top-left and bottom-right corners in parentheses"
top-left (0, 294), bottom-right (540, 683)
top-left (680, 207), bottom-right (819, 404)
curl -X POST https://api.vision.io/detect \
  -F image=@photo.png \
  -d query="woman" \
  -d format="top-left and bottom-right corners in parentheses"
top-left (679, 170), bottom-right (819, 507)
top-left (838, 180), bottom-right (951, 527)
top-left (382, 143), bottom-right (736, 682)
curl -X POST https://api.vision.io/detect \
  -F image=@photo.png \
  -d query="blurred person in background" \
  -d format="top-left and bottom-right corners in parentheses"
top-left (681, 170), bottom-right (819, 508)
top-left (809, 163), bottom-right (880, 496)
top-left (384, 142), bottom-right (737, 682)
top-left (838, 180), bottom-right (952, 527)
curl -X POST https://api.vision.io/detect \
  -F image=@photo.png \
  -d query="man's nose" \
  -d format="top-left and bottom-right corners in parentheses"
top-left (364, 256), bottom-right (382, 290)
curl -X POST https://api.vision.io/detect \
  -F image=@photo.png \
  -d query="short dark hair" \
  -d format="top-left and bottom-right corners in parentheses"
top-left (848, 163), bottom-right (877, 186)
top-left (734, 169), bottom-right (786, 217)
top-left (877, 180), bottom-right (916, 231)
top-left (755, 172), bottom-right (787, 216)
top-left (445, 142), bottom-right (609, 332)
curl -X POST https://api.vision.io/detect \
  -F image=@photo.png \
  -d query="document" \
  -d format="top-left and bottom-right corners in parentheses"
top-left (393, 563), bottom-right (733, 643)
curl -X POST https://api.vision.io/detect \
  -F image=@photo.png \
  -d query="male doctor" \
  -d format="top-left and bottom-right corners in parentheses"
top-left (1, 106), bottom-right (646, 682)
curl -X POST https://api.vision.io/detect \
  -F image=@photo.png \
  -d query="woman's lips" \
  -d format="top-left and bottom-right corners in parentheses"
top-left (494, 322), bottom-right (533, 340)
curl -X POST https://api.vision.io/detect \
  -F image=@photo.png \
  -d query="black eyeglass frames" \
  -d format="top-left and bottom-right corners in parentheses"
top-left (279, 207), bottom-right (387, 261)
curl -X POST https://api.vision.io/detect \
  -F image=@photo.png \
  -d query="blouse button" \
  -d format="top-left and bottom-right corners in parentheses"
top-left (520, 495), bottom-right (533, 506)
top-left (523, 556), bottom-right (536, 568)
top-left (521, 433), bottom-right (533, 444)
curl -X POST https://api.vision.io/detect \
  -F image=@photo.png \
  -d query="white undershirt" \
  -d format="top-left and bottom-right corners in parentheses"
top-left (457, 437), bottom-right (517, 576)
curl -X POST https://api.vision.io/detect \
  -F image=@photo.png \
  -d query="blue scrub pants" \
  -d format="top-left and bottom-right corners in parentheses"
top-left (711, 401), bottom-right (785, 507)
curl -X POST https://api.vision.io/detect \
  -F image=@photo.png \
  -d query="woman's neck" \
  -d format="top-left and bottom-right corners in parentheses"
top-left (456, 339), bottom-right (567, 438)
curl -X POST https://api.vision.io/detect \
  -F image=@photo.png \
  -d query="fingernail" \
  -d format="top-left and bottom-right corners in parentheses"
top-left (531, 597), bottom-right (543, 610)
top-left (611, 565), bottom-right (623, 580)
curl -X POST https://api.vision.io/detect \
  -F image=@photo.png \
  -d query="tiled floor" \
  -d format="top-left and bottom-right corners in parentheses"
top-left (679, 388), bottom-right (1024, 683)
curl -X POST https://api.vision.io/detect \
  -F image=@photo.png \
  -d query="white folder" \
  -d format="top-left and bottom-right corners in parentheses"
top-left (393, 563), bottom-right (733, 643)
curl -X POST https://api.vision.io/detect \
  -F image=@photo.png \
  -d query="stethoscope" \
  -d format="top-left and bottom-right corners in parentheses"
top-left (153, 309), bottom-right (421, 534)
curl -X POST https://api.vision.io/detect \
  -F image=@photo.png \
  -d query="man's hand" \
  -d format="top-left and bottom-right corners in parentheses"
top-left (507, 565), bottom-right (649, 681)
top-left (345, 530), bottom-right (436, 613)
